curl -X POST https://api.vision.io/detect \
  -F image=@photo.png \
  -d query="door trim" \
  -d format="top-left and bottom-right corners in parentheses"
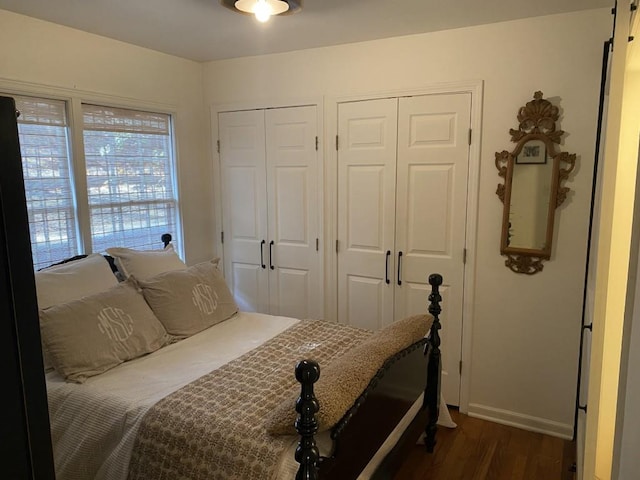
top-left (326, 80), bottom-right (483, 414)
top-left (210, 96), bottom-right (325, 318)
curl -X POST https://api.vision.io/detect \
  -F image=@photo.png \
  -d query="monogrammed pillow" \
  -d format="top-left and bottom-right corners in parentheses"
top-left (35, 253), bottom-right (120, 372)
top-left (40, 280), bottom-right (172, 383)
top-left (136, 259), bottom-right (238, 337)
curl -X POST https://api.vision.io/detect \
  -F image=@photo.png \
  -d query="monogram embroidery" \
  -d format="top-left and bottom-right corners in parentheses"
top-left (97, 307), bottom-right (134, 342)
top-left (192, 283), bottom-right (219, 315)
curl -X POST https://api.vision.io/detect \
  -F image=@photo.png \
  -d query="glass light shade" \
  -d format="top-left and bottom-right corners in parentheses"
top-left (235, 0), bottom-right (289, 21)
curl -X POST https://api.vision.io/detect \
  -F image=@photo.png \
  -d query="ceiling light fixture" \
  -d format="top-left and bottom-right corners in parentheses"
top-left (220, 0), bottom-right (302, 22)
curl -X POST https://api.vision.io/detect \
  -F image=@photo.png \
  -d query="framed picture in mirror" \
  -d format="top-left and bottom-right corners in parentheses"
top-left (516, 139), bottom-right (547, 164)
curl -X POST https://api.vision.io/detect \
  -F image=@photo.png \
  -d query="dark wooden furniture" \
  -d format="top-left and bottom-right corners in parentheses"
top-left (295, 273), bottom-right (443, 479)
top-left (0, 95), bottom-right (55, 478)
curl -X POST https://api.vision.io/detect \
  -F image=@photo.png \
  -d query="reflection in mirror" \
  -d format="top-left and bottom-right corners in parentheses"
top-left (508, 142), bottom-right (553, 250)
top-left (495, 92), bottom-right (576, 275)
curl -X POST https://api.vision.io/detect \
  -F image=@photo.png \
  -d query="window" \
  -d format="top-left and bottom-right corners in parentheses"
top-left (14, 95), bottom-right (79, 269)
top-left (10, 94), bottom-right (180, 269)
top-left (82, 104), bottom-right (178, 253)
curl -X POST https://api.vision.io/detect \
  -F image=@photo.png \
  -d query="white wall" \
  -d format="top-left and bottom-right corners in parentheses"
top-left (203, 9), bottom-right (610, 436)
top-left (0, 9), bottom-right (213, 265)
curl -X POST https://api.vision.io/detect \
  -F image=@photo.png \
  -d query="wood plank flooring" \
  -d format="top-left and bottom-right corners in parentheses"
top-left (394, 410), bottom-right (576, 480)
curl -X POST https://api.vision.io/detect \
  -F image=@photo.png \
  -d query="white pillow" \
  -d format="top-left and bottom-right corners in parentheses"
top-left (106, 244), bottom-right (187, 281)
top-left (35, 253), bottom-right (119, 309)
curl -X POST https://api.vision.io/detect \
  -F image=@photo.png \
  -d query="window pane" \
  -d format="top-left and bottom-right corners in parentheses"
top-left (82, 104), bottom-right (179, 253)
top-left (13, 95), bottom-right (78, 269)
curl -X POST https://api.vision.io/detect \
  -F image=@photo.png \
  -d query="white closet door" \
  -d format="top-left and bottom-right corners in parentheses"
top-left (395, 93), bottom-right (471, 406)
top-left (219, 110), bottom-right (269, 313)
top-left (265, 106), bottom-right (321, 319)
top-left (337, 98), bottom-right (398, 330)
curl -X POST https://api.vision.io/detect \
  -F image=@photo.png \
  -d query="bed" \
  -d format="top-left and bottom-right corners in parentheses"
top-left (37, 235), bottom-right (444, 480)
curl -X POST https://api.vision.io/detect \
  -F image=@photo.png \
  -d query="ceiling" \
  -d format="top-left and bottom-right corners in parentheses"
top-left (0, 0), bottom-right (611, 62)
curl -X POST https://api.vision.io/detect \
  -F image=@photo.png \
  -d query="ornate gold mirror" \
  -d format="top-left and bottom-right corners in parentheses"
top-left (496, 92), bottom-right (576, 274)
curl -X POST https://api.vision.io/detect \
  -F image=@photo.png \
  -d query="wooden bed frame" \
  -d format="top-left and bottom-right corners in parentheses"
top-left (162, 232), bottom-right (443, 479)
top-left (43, 232), bottom-right (443, 479)
top-left (162, 233), bottom-right (444, 479)
top-left (294, 274), bottom-right (443, 479)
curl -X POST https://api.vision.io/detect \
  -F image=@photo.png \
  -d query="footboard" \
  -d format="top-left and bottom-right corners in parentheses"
top-left (294, 273), bottom-right (443, 479)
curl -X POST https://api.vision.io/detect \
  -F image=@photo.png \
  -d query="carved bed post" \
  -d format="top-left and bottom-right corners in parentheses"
top-left (161, 233), bottom-right (172, 248)
top-left (425, 273), bottom-right (443, 453)
top-left (295, 359), bottom-right (321, 480)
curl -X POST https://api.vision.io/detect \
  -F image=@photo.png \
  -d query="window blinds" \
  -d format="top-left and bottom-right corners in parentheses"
top-left (14, 95), bottom-right (78, 269)
top-left (82, 104), bottom-right (178, 253)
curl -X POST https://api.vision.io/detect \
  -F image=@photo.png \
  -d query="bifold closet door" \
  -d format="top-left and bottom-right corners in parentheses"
top-left (337, 98), bottom-right (398, 330)
top-left (265, 106), bottom-right (321, 319)
top-left (395, 93), bottom-right (471, 406)
top-left (219, 109), bottom-right (269, 313)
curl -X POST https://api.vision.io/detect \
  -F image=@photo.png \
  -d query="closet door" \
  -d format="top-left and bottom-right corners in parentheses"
top-left (395, 93), bottom-right (472, 406)
top-left (337, 98), bottom-right (398, 330)
top-left (265, 106), bottom-right (321, 319)
top-left (219, 110), bottom-right (269, 313)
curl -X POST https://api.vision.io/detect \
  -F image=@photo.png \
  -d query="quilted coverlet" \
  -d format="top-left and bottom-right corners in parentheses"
top-left (127, 319), bottom-right (372, 480)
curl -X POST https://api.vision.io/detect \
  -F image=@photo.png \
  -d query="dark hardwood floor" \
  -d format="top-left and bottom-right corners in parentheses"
top-left (394, 410), bottom-right (576, 480)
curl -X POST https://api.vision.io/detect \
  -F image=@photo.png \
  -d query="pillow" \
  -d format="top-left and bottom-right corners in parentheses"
top-left (265, 314), bottom-right (433, 435)
top-left (136, 259), bottom-right (238, 337)
top-left (106, 244), bottom-right (187, 281)
top-left (35, 253), bottom-right (119, 310)
top-left (39, 280), bottom-right (172, 383)
top-left (35, 253), bottom-right (120, 372)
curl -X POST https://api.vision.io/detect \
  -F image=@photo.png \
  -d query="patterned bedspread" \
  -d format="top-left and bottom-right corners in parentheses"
top-left (127, 320), bottom-right (372, 480)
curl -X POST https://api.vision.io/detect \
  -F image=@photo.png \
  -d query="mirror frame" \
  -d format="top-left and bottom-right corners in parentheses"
top-left (495, 91), bottom-right (576, 274)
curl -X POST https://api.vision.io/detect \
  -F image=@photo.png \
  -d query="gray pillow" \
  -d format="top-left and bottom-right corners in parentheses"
top-left (40, 280), bottom-right (172, 383)
top-left (136, 259), bottom-right (238, 337)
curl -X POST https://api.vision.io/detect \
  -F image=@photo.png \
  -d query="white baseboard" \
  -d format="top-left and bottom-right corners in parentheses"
top-left (467, 403), bottom-right (574, 440)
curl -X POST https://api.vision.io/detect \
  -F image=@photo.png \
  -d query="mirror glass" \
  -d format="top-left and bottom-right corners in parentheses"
top-left (507, 140), bottom-right (553, 250)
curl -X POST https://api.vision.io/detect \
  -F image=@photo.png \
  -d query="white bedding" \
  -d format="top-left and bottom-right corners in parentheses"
top-left (47, 311), bottom-right (299, 480)
top-left (47, 311), bottom-right (438, 480)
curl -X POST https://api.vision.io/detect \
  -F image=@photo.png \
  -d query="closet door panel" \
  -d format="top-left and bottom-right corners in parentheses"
top-left (219, 110), bottom-right (269, 313)
top-left (337, 98), bottom-right (397, 329)
top-left (275, 268), bottom-right (310, 320)
top-left (266, 106), bottom-right (321, 318)
top-left (395, 93), bottom-right (471, 405)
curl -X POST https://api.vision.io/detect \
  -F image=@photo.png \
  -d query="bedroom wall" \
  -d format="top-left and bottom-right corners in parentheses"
top-left (0, 9), bottom-right (213, 266)
top-left (202, 8), bottom-right (610, 436)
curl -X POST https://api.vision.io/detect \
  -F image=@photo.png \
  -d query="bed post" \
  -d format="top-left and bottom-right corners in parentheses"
top-left (294, 359), bottom-right (321, 480)
top-left (161, 233), bottom-right (172, 248)
top-left (425, 273), bottom-right (443, 453)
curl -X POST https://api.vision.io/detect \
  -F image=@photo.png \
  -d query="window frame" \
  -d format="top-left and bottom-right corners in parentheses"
top-left (0, 83), bottom-right (184, 263)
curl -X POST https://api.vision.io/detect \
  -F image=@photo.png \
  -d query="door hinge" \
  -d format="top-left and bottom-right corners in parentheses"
top-left (315, 136), bottom-right (319, 151)
top-left (459, 360), bottom-right (463, 375)
top-left (316, 238), bottom-right (319, 251)
top-left (217, 140), bottom-right (220, 154)
top-left (221, 231), bottom-right (224, 244)
top-left (336, 239), bottom-right (339, 253)
top-left (463, 248), bottom-right (467, 264)
top-left (335, 135), bottom-right (339, 151)
top-left (468, 129), bottom-right (472, 146)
